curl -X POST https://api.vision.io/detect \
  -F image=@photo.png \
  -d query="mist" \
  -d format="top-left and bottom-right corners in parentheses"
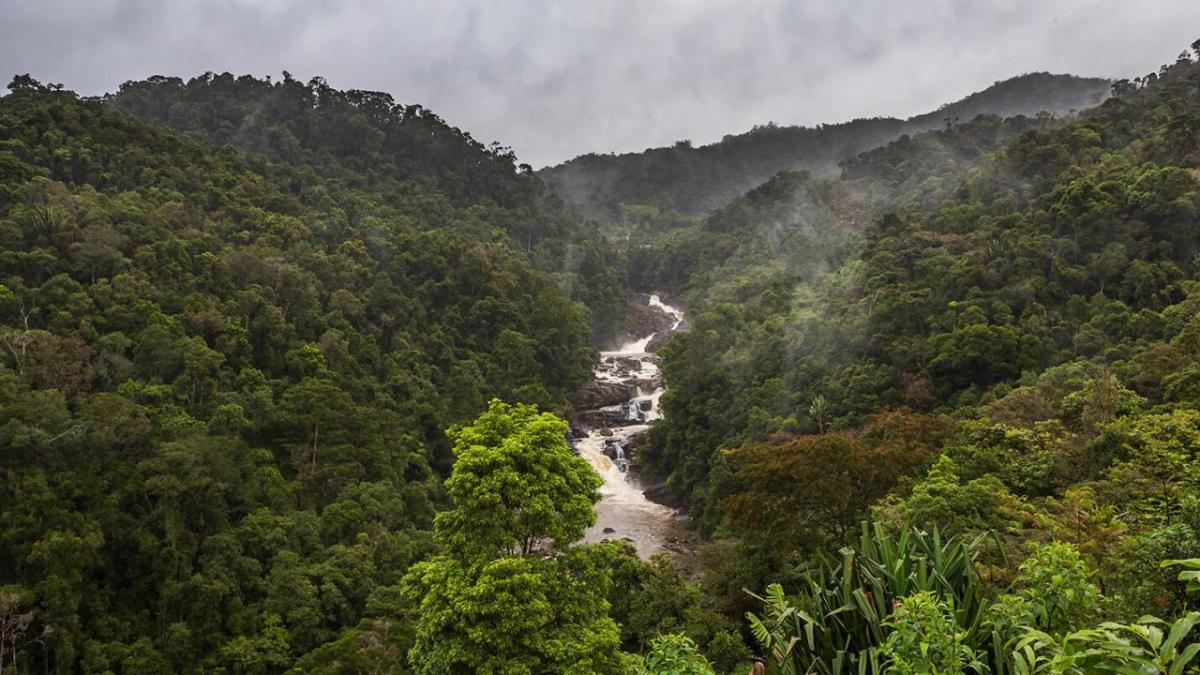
top-left (2, 0), bottom-right (1199, 167)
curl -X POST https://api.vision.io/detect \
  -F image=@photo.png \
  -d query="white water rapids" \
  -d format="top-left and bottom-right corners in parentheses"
top-left (576, 294), bottom-right (691, 557)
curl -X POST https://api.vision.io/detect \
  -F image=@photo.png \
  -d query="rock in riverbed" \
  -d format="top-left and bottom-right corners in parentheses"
top-left (645, 330), bottom-right (677, 353)
top-left (574, 409), bottom-right (630, 429)
top-left (636, 375), bottom-right (662, 391)
top-left (614, 356), bottom-right (642, 371)
top-left (568, 381), bottom-right (636, 408)
top-left (620, 294), bottom-right (677, 342)
top-left (642, 483), bottom-right (686, 509)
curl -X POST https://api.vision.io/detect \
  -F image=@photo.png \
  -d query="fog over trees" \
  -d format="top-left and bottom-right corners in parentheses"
top-left (2, 10), bottom-right (1200, 674)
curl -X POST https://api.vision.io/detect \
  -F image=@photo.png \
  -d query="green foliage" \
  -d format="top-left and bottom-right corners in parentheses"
top-left (401, 403), bottom-right (623, 674)
top-left (880, 592), bottom-right (987, 674)
top-left (403, 550), bottom-right (625, 674)
top-left (746, 524), bottom-right (985, 674)
top-left (1009, 543), bottom-right (1101, 635)
top-left (1005, 557), bottom-right (1200, 674)
top-left (542, 74), bottom-right (1109, 227)
top-left (1098, 409), bottom-right (1200, 527)
top-left (0, 75), bottom-right (601, 671)
top-left (658, 43), bottom-right (1200, 675)
top-left (288, 618), bottom-right (410, 674)
top-left (606, 548), bottom-right (746, 670)
top-left (720, 410), bottom-right (950, 546)
top-left (219, 613), bottom-right (291, 674)
top-left (434, 399), bottom-right (602, 557)
top-left (878, 455), bottom-right (1026, 539)
top-left (106, 71), bottom-right (629, 342)
top-left (635, 633), bottom-right (717, 675)
top-left (4, 35), bottom-right (1200, 675)
top-left (1163, 558), bottom-right (1200, 594)
top-left (1011, 613), bottom-right (1200, 674)
top-left (640, 52), bottom-right (1200, 537)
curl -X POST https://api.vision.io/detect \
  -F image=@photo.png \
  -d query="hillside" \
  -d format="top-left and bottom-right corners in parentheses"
top-left (5, 35), bottom-right (1200, 675)
top-left (640, 43), bottom-right (1200, 627)
top-left (0, 76), bottom-right (605, 671)
top-left (106, 72), bottom-right (629, 343)
top-left (540, 72), bottom-right (1110, 227)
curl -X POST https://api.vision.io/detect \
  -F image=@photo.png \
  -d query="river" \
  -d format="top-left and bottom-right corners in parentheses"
top-left (574, 294), bottom-right (693, 558)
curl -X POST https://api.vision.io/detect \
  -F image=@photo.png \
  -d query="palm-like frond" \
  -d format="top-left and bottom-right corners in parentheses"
top-left (745, 523), bottom-right (986, 674)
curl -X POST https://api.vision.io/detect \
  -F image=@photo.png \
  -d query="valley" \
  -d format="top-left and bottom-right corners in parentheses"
top-left (2, 25), bottom-right (1200, 675)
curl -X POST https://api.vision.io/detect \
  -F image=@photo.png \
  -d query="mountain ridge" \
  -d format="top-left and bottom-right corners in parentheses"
top-left (539, 72), bottom-right (1111, 225)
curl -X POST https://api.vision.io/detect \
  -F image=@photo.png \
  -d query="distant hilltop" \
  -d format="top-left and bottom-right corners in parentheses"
top-left (540, 72), bottom-right (1111, 224)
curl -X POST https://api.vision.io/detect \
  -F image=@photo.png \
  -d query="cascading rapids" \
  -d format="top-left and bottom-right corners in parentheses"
top-left (574, 294), bottom-right (688, 557)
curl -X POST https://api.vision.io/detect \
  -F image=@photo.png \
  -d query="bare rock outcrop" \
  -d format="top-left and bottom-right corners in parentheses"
top-left (642, 483), bottom-right (686, 509)
top-left (616, 294), bottom-right (676, 345)
top-left (645, 330), bottom-right (676, 353)
top-left (645, 318), bottom-right (688, 353)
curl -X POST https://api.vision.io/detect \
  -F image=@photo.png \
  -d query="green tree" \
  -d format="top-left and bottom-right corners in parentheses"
top-left (990, 542), bottom-right (1101, 640)
top-left (636, 633), bottom-right (716, 675)
top-left (401, 401), bottom-right (622, 674)
top-left (218, 614), bottom-right (291, 675)
top-left (434, 399), bottom-right (602, 558)
top-left (881, 592), bottom-right (986, 674)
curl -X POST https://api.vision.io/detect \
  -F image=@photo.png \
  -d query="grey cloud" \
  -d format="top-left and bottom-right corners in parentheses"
top-left (1, 0), bottom-right (1198, 167)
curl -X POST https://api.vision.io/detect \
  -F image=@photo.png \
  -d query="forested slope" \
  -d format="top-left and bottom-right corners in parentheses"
top-left (106, 72), bottom-right (628, 344)
top-left (0, 76), bottom-right (602, 671)
top-left (4, 40), bottom-right (1200, 675)
top-left (540, 72), bottom-right (1110, 228)
top-left (640, 45), bottom-right (1200, 624)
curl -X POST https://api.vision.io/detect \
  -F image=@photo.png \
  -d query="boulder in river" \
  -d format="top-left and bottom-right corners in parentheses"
top-left (619, 294), bottom-right (677, 343)
top-left (624, 429), bottom-right (649, 447)
top-left (614, 356), bottom-right (642, 371)
top-left (602, 527), bottom-right (616, 534)
top-left (599, 428), bottom-right (614, 437)
top-left (645, 330), bottom-right (678, 353)
top-left (636, 375), bottom-right (662, 391)
top-left (568, 381), bottom-right (637, 408)
top-left (638, 399), bottom-right (653, 412)
top-left (574, 409), bottom-right (629, 429)
top-left (643, 483), bottom-right (686, 509)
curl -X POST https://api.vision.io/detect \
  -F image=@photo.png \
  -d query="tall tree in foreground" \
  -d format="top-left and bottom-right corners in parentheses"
top-left (401, 400), bottom-right (627, 674)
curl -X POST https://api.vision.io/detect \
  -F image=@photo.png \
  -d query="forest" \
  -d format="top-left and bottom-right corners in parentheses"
top-left (1, 34), bottom-right (1199, 675)
top-left (539, 72), bottom-right (1110, 228)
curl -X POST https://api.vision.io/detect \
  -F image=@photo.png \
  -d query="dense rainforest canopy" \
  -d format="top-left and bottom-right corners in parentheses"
top-left (105, 72), bottom-right (630, 346)
top-left (631, 41), bottom-right (1200, 671)
top-left (0, 73), bottom-right (629, 672)
top-left (2, 37), bottom-right (1200, 675)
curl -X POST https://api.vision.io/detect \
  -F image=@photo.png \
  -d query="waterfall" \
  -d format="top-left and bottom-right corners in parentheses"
top-left (574, 294), bottom-right (687, 557)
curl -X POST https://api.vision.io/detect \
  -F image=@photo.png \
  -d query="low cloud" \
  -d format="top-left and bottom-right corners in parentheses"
top-left (2, 0), bottom-right (1197, 166)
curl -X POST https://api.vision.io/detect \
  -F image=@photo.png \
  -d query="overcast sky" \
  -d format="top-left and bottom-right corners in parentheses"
top-left (2, 1), bottom-right (1198, 167)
